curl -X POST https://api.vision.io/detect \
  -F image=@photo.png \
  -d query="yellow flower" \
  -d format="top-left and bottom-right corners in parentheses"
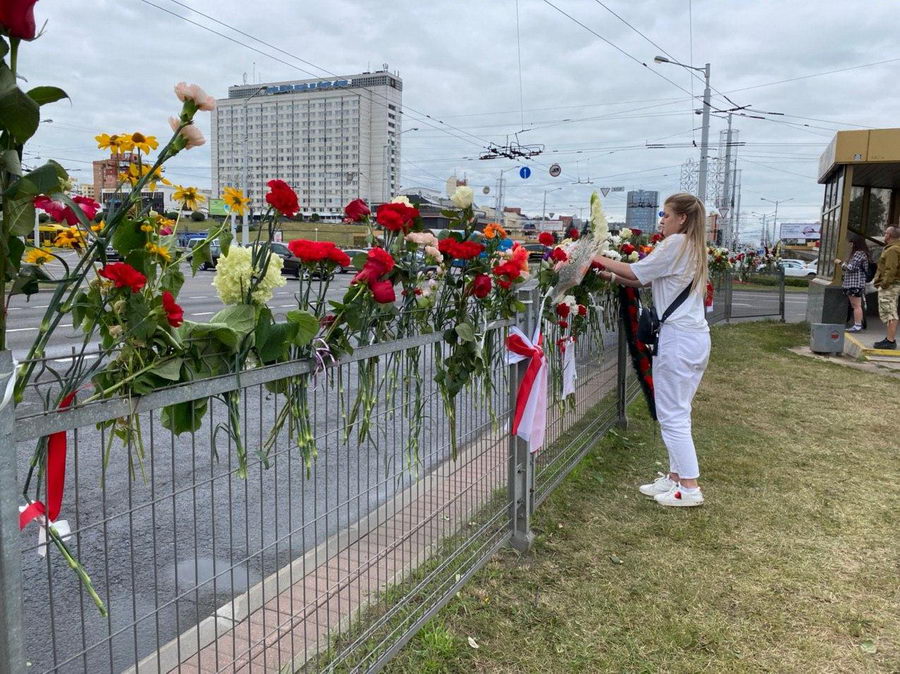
top-left (221, 186), bottom-right (250, 216)
top-left (122, 163), bottom-right (171, 191)
top-left (173, 185), bottom-right (205, 211)
top-left (23, 248), bottom-right (54, 265)
top-left (483, 222), bottom-right (507, 239)
top-left (54, 227), bottom-right (86, 250)
top-left (95, 133), bottom-right (130, 153)
top-left (141, 223), bottom-right (154, 233)
top-left (128, 132), bottom-right (159, 154)
top-left (145, 242), bottom-right (172, 262)
top-left (90, 222), bottom-right (104, 233)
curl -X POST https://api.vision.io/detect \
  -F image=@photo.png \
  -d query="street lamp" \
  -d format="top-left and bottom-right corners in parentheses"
top-left (761, 197), bottom-right (793, 247)
top-left (542, 187), bottom-right (563, 222)
top-left (242, 86), bottom-right (268, 246)
top-left (383, 127), bottom-right (419, 202)
top-left (653, 55), bottom-right (712, 205)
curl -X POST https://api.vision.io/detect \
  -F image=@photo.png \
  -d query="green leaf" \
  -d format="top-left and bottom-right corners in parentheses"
top-left (0, 37), bottom-right (8, 61)
top-left (125, 294), bottom-right (155, 341)
top-left (4, 198), bottom-right (36, 236)
top-left (112, 219), bottom-right (146, 257)
top-left (159, 265), bottom-right (184, 296)
top-left (351, 253), bottom-right (367, 270)
top-left (27, 86), bottom-right (69, 107)
top-left (286, 309), bottom-right (319, 347)
top-left (180, 320), bottom-right (239, 352)
top-left (455, 322), bottom-right (476, 342)
top-left (0, 86), bottom-right (40, 143)
top-left (255, 309), bottom-right (298, 364)
top-left (4, 161), bottom-right (66, 199)
top-left (189, 238), bottom-right (213, 275)
top-left (0, 62), bottom-right (14, 94)
top-left (211, 304), bottom-right (257, 335)
top-left (149, 357), bottom-right (183, 382)
top-left (219, 226), bottom-right (233, 258)
top-left (161, 398), bottom-right (208, 435)
top-left (0, 149), bottom-right (21, 176)
top-left (6, 236), bottom-right (24, 274)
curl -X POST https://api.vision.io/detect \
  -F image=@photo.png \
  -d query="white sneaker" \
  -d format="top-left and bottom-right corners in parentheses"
top-left (847, 325), bottom-right (863, 333)
top-left (639, 473), bottom-right (677, 497)
top-left (655, 485), bottom-right (704, 507)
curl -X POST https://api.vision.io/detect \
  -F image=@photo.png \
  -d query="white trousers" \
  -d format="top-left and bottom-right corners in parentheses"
top-left (653, 325), bottom-right (710, 480)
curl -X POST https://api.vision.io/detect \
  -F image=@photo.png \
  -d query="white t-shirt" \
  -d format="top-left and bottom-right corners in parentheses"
top-left (630, 233), bottom-right (709, 332)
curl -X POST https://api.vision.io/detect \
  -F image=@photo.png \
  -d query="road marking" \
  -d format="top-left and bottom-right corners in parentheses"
top-left (279, 304), bottom-right (295, 308)
top-left (188, 295), bottom-right (209, 299)
top-left (8, 323), bottom-right (71, 333)
top-left (191, 312), bottom-right (214, 316)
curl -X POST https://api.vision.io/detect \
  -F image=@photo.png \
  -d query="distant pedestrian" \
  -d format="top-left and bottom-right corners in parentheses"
top-left (873, 226), bottom-right (899, 349)
top-left (593, 193), bottom-right (710, 507)
top-left (834, 234), bottom-right (870, 333)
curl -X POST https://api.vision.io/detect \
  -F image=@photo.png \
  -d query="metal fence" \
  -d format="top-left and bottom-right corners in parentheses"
top-left (0, 275), bottom-right (778, 673)
top-left (723, 269), bottom-right (787, 322)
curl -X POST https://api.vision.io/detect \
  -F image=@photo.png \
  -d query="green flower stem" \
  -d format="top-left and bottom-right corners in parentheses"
top-left (46, 525), bottom-right (108, 617)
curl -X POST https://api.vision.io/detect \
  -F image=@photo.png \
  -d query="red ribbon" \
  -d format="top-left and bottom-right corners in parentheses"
top-left (506, 332), bottom-right (544, 436)
top-left (19, 390), bottom-right (78, 530)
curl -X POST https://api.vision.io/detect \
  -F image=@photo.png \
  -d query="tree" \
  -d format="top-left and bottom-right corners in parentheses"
top-left (310, 213), bottom-right (321, 222)
top-left (190, 211), bottom-right (206, 222)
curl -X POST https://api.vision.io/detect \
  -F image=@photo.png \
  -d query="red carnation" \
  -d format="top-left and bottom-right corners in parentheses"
top-left (328, 246), bottom-right (352, 267)
top-left (577, 304), bottom-right (587, 316)
top-left (470, 274), bottom-right (492, 299)
top-left (550, 247), bottom-right (568, 262)
top-left (566, 227), bottom-right (580, 240)
top-left (438, 238), bottom-right (484, 260)
top-left (344, 198), bottom-right (370, 222)
top-left (650, 233), bottom-right (664, 244)
top-left (161, 291), bottom-right (184, 327)
top-left (369, 279), bottom-right (396, 303)
top-left (556, 303), bottom-right (570, 318)
top-left (266, 179), bottom-right (300, 217)
top-left (376, 202), bottom-right (419, 232)
top-left (0, 0), bottom-right (38, 40)
top-left (288, 239), bottom-right (329, 262)
top-left (621, 243), bottom-right (636, 256)
top-left (492, 260), bottom-right (522, 282)
top-left (497, 279), bottom-right (512, 290)
top-left (558, 320), bottom-right (569, 329)
top-left (538, 231), bottom-right (554, 246)
top-left (630, 228), bottom-right (642, 237)
top-left (98, 262), bottom-right (146, 293)
top-left (352, 247), bottom-right (395, 284)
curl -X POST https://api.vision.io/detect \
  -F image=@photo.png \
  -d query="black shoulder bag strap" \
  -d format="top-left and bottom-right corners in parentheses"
top-left (657, 282), bottom-right (693, 326)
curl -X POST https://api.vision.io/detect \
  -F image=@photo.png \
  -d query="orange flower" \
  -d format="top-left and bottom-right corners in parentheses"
top-left (483, 222), bottom-right (507, 239)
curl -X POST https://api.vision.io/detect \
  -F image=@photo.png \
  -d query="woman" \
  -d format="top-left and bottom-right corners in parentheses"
top-left (593, 193), bottom-right (710, 507)
top-left (834, 234), bottom-right (870, 333)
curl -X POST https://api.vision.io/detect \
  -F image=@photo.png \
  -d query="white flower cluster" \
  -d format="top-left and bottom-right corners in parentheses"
top-left (619, 227), bottom-right (633, 240)
top-left (212, 245), bottom-right (286, 305)
top-left (601, 249), bottom-right (623, 261)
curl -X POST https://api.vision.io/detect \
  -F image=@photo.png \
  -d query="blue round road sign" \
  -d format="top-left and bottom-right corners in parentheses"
top-left (519, 166), bottom-right (531, 179)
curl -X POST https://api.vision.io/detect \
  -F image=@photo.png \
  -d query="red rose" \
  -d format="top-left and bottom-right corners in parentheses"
top-left (352, 247), bottom-right (395, 284)
top-left (621, 243), bottom-right (636, 256)
top-left (492, 260), bottom-right (521, 281)
top-left (497, 279), bottom-right (512, 290)
top-left (566, 227), bottom-right (580, 240)
top-left (266, 179), bottom-right (300, 217)
top-left (630, 228), bottom-right (642, 237)
top-left (376, 202), bottom-right (419, 232)
top-left (0, 0), bottom-right (38, 40)
top-left (320, 314), bottom-right (337, 328)
top-left (577, 304), bottom-right (587, 316)
top-left (558, 320), bottom-right (569, 329)
top-left (538, 231), bottom-right (554, 246)
top-left (556, 303), bottom-right (570, 318)
top-left (438, 238), bottom-right (484, 260)
top-left (98, 262), bottom-right (146, 293)
top-left (550, 247), bottom-right (568, 262)
top-left (369, 279), bottom-right (396, 303)
top-left (344, 198), bottom-right (370, 222)
top-left (470, 274), bottom-right (492, 299)
top-left (161, 291), bottom-right (184, 327)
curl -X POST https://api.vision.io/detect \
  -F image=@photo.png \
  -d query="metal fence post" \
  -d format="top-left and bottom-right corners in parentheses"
top-left (0, 351), bottom-right (24, 672)
top-left (726, 272), bottom-right (734, 323)
top-left (778, 268), bottom-right (786, 322)
top-left (616, 319), bottom-right (628, 429)
top-left (508, 284), bottom-right (536, 553)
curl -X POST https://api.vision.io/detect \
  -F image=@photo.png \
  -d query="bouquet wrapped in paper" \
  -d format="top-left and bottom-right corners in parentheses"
top-left (551, 192), bottom-right (610, 301)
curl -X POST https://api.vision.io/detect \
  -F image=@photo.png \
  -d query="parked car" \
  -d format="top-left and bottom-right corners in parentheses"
top-left (523, 243), bottom-right (547, 262)
top-left (104, 244), bottom-right (123, 261)
top-left (780, 259), bottom-right (816, 278)
top-left (268, 242), bottom-right (303, 278)
top-left (343, 248), bottom-right (370, 272)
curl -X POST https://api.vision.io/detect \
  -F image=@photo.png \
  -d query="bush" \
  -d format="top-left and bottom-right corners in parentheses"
top-left (310, 213), bottom-right (321, 222)
top-left (166, 211), bottom-right (179, 220)
top-left (190, 211), bottom-right (206, 222)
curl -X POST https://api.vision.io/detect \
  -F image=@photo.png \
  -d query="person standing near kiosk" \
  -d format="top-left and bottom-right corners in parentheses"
top-left (873, 226), bottom-right (899, 349)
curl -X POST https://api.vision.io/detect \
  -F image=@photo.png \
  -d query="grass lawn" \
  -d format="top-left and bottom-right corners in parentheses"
top-left (384, 322), bottom-right (899, 673)
top-left (732, 281), bottom-right (809, 293)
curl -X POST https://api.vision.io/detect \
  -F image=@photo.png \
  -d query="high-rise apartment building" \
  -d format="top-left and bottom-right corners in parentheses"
top-left (625, 190), bottom-right (659, 231)
top-left (212, 69), bottom-right (403, 217)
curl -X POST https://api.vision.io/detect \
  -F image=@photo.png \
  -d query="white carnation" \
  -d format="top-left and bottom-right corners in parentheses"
top-left (602, 249), bottom-right (622, 261)
top-left (391, 195), bottom-right (413, 207)
top-left (619, 228), bottom-right (633, 240)
top-left (628, 251), bottom-right (640, 262)
top-left (212, 245), bottom-right (286, 306)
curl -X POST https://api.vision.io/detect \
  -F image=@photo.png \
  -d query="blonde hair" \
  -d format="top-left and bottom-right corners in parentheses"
top-left (664, 192), bottom-right (709, 294)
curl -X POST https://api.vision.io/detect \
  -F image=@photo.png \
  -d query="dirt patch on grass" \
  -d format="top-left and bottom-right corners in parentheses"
top-left (384, 322), bottom-right (900, 673)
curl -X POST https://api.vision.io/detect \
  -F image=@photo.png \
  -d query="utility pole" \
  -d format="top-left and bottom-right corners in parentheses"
top-left (698, 63), bottom-right (712, 205)
top-left (720, 114), bottom-right (734, 246)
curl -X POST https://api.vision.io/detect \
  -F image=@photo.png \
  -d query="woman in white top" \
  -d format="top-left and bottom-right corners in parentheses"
top-left (592, 193), bottom-right (710, 507)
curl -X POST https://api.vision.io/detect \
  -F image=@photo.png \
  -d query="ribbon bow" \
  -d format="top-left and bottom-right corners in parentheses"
top-left (505, 326), bottom-right (548, 453)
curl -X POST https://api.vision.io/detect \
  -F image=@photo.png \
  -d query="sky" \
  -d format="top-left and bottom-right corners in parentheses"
top-left (18, 0), bottom-right (900, 243)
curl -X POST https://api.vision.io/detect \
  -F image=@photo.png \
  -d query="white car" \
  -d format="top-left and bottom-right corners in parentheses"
top-left (778, 259), bottom-right (817, 278)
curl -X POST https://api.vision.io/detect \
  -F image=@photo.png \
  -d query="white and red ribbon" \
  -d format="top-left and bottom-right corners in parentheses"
top-left (506, 326), bottom-right (548, 453)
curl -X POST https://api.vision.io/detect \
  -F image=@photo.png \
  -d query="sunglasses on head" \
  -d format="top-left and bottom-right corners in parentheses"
top-left (658, 211), bottom-right (665, 217)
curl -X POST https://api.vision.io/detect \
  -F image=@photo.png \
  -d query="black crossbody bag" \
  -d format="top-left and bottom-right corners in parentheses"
top-left (636, 283), bottom-right (693, 356)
